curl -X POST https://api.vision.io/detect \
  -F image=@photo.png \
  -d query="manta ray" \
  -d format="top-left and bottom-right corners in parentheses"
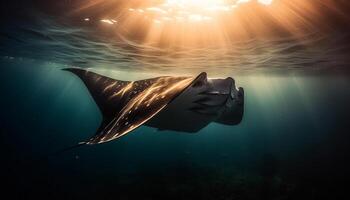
top-left (63, 68), bottom-right (244, 145)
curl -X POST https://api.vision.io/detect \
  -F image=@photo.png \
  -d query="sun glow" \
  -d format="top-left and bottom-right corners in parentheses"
top-left (128, 0), bottom-right (273, 25)
top-left (115, 0), bottom-right (274, 46)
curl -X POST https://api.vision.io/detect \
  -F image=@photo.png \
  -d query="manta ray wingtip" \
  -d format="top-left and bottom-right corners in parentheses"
top-left (199, 72), bottom-right (207, 76)
top-left (196, 72), bottom-right (207, 80)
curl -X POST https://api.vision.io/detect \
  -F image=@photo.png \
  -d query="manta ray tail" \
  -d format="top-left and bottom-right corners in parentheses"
top-left (47, 142), bottom-right (87, 157)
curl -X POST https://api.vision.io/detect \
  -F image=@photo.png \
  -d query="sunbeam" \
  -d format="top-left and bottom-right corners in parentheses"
top-left (67, 0), bottom-right (349, 48)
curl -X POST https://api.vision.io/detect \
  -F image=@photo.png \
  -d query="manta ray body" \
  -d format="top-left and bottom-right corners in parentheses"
top-left (64, 68), bottom-right (244, 144)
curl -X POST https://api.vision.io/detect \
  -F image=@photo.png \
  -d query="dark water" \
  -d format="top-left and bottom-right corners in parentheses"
top-left (1, 2), bottom-right (350, 200)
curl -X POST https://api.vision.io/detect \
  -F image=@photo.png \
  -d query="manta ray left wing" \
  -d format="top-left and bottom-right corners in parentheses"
top-left (87, 75), bottom-right (205, 144)
top-left (64, 68), bottom-right (205, 144)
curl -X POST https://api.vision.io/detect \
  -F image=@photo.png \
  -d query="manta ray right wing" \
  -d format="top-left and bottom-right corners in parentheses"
top-left (64, 68), bottom-right (206, 144)
top-left (63, 68), bottom-right (132, 120)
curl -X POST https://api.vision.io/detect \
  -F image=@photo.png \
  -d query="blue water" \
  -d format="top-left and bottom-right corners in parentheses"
top-left (1, 2), bottom-right (350, 200)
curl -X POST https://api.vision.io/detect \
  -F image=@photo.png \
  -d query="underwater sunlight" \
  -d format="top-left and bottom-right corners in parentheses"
top-left (1, 0), bottom-right (350, 200)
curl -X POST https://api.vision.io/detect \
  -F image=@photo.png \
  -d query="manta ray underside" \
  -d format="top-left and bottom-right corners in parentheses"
top-left (63, 68), bottom-right (244, 145)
